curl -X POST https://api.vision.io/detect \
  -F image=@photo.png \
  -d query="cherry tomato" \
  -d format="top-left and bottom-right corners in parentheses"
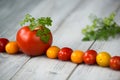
top-left (110, 56), bottom-right (120, 70)
top-left (5, 41), bottom-right (19, 54)
top-left (83, 50), bottom-right (97, 65)
top-left (46, 46), bottom-right (60, 59)
top-left (0, 38), bottom-right (9, 52)
top-left (71, 50), bottom-right (84, 64)
top-left (16, 26), bottom-right (52, 56)
top-left (58, 47), bottom-right (73, 61)
top-left (96, 52), bottom-right (111, 67)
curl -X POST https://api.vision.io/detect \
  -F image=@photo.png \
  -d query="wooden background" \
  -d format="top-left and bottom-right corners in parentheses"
top-left (0, 0), bottom-right (120, 80)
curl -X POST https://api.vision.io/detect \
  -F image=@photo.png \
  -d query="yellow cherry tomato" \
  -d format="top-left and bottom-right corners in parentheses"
top-left (96, 51), bottom-right (111, 67)
top-left (5, 41), bottom-right (19, 54)
top-left (71, 50), bottom-right (84, 64)
top-left (46, 46), bottom-right (60, 59)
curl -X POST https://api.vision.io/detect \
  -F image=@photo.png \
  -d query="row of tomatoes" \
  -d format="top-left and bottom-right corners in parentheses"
top-left (46, 46), bottom-right (120, 71)
top-left (0, 38), bottom-right (19, 54)
top-left (0, 38), bottom-right (120, 71)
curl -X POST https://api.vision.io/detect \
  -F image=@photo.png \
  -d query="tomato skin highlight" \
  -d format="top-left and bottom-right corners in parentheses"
top-left (110, 56), bottom-right (120, 70)
top-left (0, 38), bottom-right (9, 52)
top-left (16, 26), bottom-right (52, 56)
top-left (58, 47), bottom-right (73, 61)
top-left (83, 50), bottom-right (97, 65)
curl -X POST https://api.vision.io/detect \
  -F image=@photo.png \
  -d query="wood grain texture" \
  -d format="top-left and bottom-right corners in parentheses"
top-left (0, 53), bottom-right (29, 80)
top-left (10, 0), bottom-right (82, 80)
top-left (0, 0), bottom-right (120, 80)
top-left (68, 0), bottom-right (120, 80)
top-left (0, 0), bottom-right (81, 80)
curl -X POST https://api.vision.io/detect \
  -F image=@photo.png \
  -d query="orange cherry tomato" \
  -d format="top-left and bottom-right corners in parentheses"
top-left (71, 50), bottom-right (84, 64)
top-left (5, 41), bottom-right (19, 54)
top-left (46, 46), bottom-right (60, 59)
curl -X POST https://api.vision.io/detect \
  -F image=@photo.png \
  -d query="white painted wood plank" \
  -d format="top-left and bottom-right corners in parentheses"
top-left (0, 0), bottom-right (82, 40)
top-left (0, 53), bottom-right (29, 80)
top-left (0, 0), bottom-right (120, 80)
top-left (69, 0), bottom-right (120, 80)
top-left (12, 1), bottom-right (118, 80)
top-left (0, 0), bottom-right (44, 79)
top-left (53, 0), bottom-right (119, 50)
top-left (69, 41), bottom-right (120, 80)
top-left (52, 0), bottom-right (95, 50)
top-left (11, 56), bottom-right (75, 80)
top-left (0, 0), bottom-right (43, 35)
top-left (69, 64), bottom-right (120, 80)
top-left (10, 0), bottom-right (85, 79)
top-left (0, 0), bottom-right (82, 80)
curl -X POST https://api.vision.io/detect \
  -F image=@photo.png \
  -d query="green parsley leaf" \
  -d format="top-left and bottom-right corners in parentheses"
top-left (82, 13), bottom-right (120, 41)
top-left (20, 14), bottom-right (52, 43)
top-left (40, 35), bottom-right (50, 43)
top-left (37, 17), bottom-right (52, 27)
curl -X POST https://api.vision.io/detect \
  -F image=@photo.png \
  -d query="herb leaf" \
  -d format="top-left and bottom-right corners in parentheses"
top-left (37, 17), bottom-right (52, 27)
top-left (20, 14), bottom-right (52, 43)
top-left (82, 13), bottom-right (120, 41)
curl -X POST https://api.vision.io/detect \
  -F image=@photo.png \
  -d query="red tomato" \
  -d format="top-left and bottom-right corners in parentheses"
top-left (0, 38), bottom-right (9, 52)
top-left (110, 56), bottom-right (120, 70)
top-left (58, 47), bottom-right (73, 61)
top-left (16, 26), bottom-right (52, 56)
top-left (83, 50), bottom-right (97, 65)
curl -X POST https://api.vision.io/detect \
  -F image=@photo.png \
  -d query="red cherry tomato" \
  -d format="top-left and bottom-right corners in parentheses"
top-left (83, 50), bottom-right (97, 65)
top-left (58, 47), bottom-right (73, 61)
top-left (0, 38), bottom-right (9, 52)
top-left (110, 56), bottom-right (120, 70)
top-left (16, 26), bottom-right (52, 56)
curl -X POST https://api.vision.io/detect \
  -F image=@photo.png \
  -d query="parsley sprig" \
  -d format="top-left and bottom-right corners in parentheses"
top-left (20, 14), bottom-right (52, 43)
top-left (82, 13), bottom-right (120, 41)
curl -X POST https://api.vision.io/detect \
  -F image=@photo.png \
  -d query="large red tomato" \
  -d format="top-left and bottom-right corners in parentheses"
top-left (16, 26), bottom-right (52, 56)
